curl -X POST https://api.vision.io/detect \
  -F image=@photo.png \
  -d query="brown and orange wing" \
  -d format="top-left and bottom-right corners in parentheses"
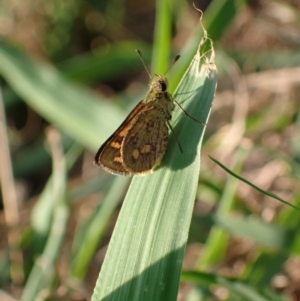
top-left (122, 108), bottom-right (169, 174)
top-left (94, 101), bottom-right (149, 175)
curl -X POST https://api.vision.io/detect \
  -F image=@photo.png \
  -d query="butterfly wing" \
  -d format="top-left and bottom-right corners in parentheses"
top-left (122, 108), bottom-right (169, 174)
top-left (94, 101), bottom-right (147, 175)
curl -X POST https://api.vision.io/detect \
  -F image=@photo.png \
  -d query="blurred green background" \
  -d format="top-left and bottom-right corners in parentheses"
top-left (0, 0), bottom-right (300, 300)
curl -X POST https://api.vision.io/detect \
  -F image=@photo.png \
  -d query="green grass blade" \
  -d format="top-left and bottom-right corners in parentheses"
top-left (71, 176), bottom-right (130, 279)
top-left (20, 130), bottom-right (69, 301)
top-left (151, 0), bottom-right (172, 74)
top-left (31, 141), bottom-right (82, 237)
top-left (214, 215), bottom-right (294, 251)
top-left (91, 37), bottom-right (217, 301)
top-left (0, 41), bottom-right (125, 151)
top-left (204, 0), bottom-right (247, 41)
top-left (182, 271), bottom-right (289, 301)
top-left (243, 252), bottom-right (288, 290)
top-left (209, 156), bottom-right (300, 211)
top-left (197, 148), bottom-right (248, 269)
top-left (59, 41), bottom-right (152, 84)
top-left (168, 0), bottom-right (246, 92)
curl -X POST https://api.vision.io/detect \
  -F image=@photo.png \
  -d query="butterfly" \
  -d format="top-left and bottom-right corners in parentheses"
top-left (94, 50), bottom-right (203, 176)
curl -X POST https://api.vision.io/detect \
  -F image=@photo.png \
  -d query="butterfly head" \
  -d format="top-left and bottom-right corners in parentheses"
top-left (151, 75), bottom-right (168, 92)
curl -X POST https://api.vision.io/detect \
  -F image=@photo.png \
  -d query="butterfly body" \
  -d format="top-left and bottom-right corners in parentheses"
top-left (94, 75), bottom-right (175, 176)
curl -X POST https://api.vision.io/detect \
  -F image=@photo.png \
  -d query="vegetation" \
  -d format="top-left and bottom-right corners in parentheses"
top-left (0, 0), bottom-right (299, 300)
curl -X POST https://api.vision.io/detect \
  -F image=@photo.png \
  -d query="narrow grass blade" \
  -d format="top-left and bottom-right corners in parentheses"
top-left (151, 0), bottom-right (172, 74)
top-left (204, 0), bottom-right (247, 41)
top-left (168, 0), bottom-right (246, 92)
top-left (71, 176), bottom-right (130, 279)
top-left (209, 156), bottom-right (299, 211)
top-left (31, 142), bottom-right (82, 237)
top-left (197, 148), bottom-right (248, 269)
top-left (20, 129), bottom-right (69, 301)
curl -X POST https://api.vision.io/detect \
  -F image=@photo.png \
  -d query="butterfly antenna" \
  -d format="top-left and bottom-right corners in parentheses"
top-left (135, 49), bottom-right (152, 79)
top-left (164, 54), bottom-right (180, 75)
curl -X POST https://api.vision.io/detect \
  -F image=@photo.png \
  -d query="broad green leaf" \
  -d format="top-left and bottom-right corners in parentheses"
top-left (59, 41), bottom-right (152, 84)
top-left (91, 36), bottom-right (217, 301)
top-left (0, 40), bottom-right (125, 151)
top-left (214, 215), bottom-right (294, 252)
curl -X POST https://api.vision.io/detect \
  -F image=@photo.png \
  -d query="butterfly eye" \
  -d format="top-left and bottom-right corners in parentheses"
top-left (160, 82), bottom-right (167, 91)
